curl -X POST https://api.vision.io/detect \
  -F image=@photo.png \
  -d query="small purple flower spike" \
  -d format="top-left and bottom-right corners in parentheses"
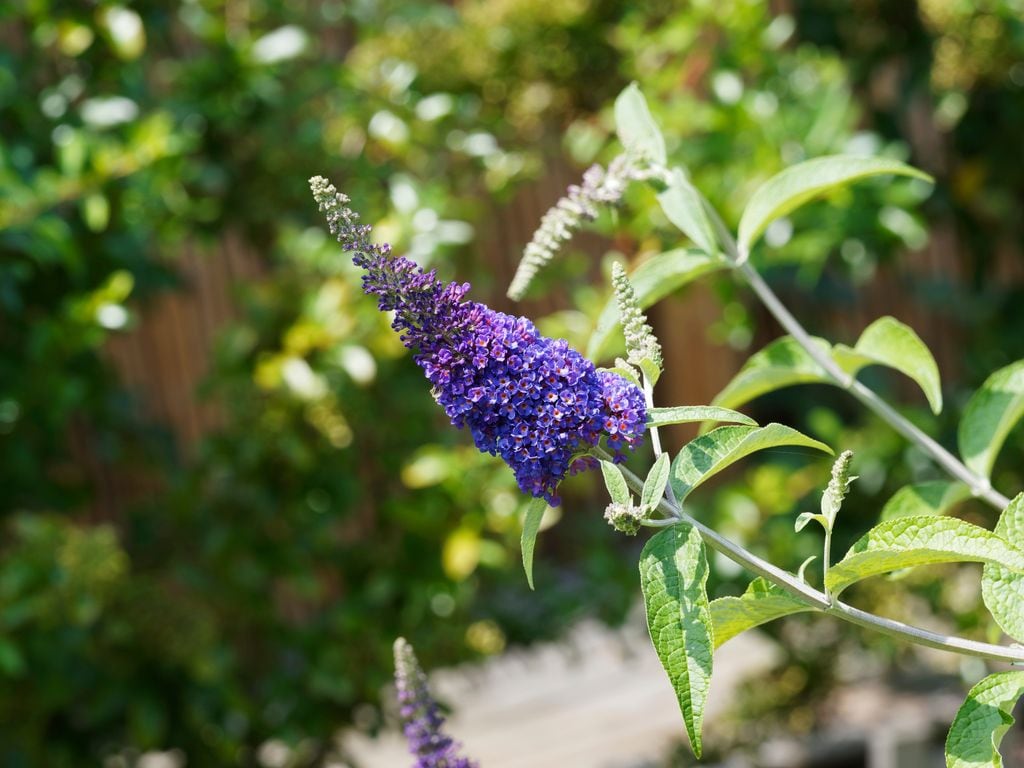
top-left (310, 177), bottom-right (646, 504)
top-left (393, 638), bottom-right (477, 768)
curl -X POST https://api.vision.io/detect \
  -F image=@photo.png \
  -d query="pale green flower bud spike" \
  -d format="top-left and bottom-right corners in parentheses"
top-left (611, 261), bottom-right (663, 383)
top-left (795, 450), bottom-right (856, 602)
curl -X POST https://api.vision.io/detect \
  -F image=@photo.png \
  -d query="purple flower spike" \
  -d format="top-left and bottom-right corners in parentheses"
top-left (311, 177), bottom-right (646, 504)
top-left (393, 638), bottom-right (477, 768)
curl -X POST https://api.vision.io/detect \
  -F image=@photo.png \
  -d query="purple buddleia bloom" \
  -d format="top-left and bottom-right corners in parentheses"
top-left (310, 177), bottom-right (646, 504)
top-left (393, 638), bottom-right (477, 768)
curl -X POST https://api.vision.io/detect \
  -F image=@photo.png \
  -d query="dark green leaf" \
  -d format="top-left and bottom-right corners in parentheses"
top-left (520, 497), bottom-right (548, 591)
top-left (958, 360), bottom-right (1024, 479)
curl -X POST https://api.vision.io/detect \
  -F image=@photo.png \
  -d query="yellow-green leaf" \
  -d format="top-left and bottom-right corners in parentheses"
top-left (738, 155), bottom-right (933, 254)
top-left (671, 424), bottom-right (832, 501)
top-left (826, 515), bottom-right (1024, 597)
top-left (711, 336), bottom-right (831, 412)
top-left (982, 492), bottom-right (1024, 642)
top-left (647, 406), bottom-right (756, 429)
top-left (657, 168), bottom-right (718, 256)
top-left (614, 83), bottom-right (666, 165)
top-left (833, 316), bottom-right (943, 413)
top-left (710, 578), bottom-right (812, 649)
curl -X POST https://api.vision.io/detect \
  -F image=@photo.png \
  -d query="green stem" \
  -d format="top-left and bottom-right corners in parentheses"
top-left (698, 194), bottom-right (1011, 511)
top-left (609, 454), bottom-right (1024, 664)
top-left (822, 525), bottom-right (833, 604)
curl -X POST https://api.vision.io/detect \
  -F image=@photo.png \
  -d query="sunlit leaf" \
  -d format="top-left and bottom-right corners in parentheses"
top-left (640, 523), bottom-right (713, 757)
top-left (737, 155), bottom-right (932, 254)
top-left (982, 493), bottom-right (1024, 642)
top-left (945, 671), bottom-right (1024, 768)
top-left (647, 406), bottom-right (756, 429)
top-left (641, 453), bottom-right (671, 510)
top-left (709, 578), bottom-right (811, 649)
top-left (826, 515), bottom-right (1024, 597)
top-left (657, 168), bottom-right (718, 256)
top-left (833, 316), bottom-right (943, 413)
top-left (614, 83), bottom-right (666, 165)
top-left (600, 460), bottom-right (631, 506)
top-left (711, 336), bottom-right (831, 411)
top-left (671, 424), bottom-right (832, 501)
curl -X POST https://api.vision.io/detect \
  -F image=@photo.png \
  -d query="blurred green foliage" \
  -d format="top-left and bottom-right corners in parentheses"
top-left (2, 0), bottom-right (1023, 765)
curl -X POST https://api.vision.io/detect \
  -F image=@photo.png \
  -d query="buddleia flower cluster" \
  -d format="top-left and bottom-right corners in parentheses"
top-left (310, 177), bottom-right (646, 504)
top-left (611, 262), bottom-right (662, 374)
top-left (393, 638), bottom-right (476, 768)
top-left (507, 154), bottom-right (658, 301)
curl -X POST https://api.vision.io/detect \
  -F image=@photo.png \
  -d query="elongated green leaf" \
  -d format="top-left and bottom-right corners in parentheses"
top-left (647, 406), bottom-right (757, 429)
top-left (657, 168), bottom-right (718, 256)
top-left (710, 578), bottom-right (812, 649)
top-left (826, 515), bottom-right (1024, 597)
top-left (521, 497), bottom-right (548, 591)
top-left (711, 336), bottom-right (832, 411)
top-left (641, 453), bottom-right (671, 510)
top-left (958, 360), bottom-right (1024, 479)
top-left (600, 460), bottom-right (631, 506)
top-left (879, 480), bottom-right (971, 522)
top-left (833, 316), bottom-right (943, 413)
top-left (945, 671), bottom-right (1024, 768)
top-left (738, 155), bottom-right (932, 254)
top-left (588, 249), bottom-right (725, 360)
top-left (671, 424), bottom-right (832, 501)
top-left (982, 492), bottom-right (1024, 642)
top-left (640, 523), bottom-right (713, 757)
top-left (614, 83), bottom-right (666, 165)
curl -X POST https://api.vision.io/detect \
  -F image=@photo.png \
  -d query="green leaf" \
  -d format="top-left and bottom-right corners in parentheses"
top-left (614, 83), bottom-right (666, 165)
top-left (711, 336), bottom-right (832, 411)
top-left (588, 249), bottom-right (725, 360)
top-left (709, 578), bottom-right (812, 649)
top-left (647, 406), bottom-right (757, 429)
top-left (958, 359), bottom-right (1024, 479)
top-left (657, 168), bottom-right (718, 256)
top-left (671, 424), bottom-right (832, 501)
top-left (795, 512), bottom-right (828, 532)
top-left (825, 515), bottom-right (1024, 597)
top-left (833, 316), bottom-right (943, 413)
top-left (945, 671), bottom-right (1024, 768)
top-left (520, 497), bottom-right (548, 591)
top-left (879, 480), bottom-right (971, 522)
top-left (641, 453), bottom-right (671, 510)
top-left (737, 155), bottom-right (933, 254)
top-left (640, 523), bottom-right (713, 757)
top-left (982, 492), bottom-right (1024, 643)
top-left (600, 460), bottom-right (631, 506)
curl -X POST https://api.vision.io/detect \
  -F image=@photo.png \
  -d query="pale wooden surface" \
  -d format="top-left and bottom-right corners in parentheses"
top-left (343, 614), bottom-right (779, 768)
